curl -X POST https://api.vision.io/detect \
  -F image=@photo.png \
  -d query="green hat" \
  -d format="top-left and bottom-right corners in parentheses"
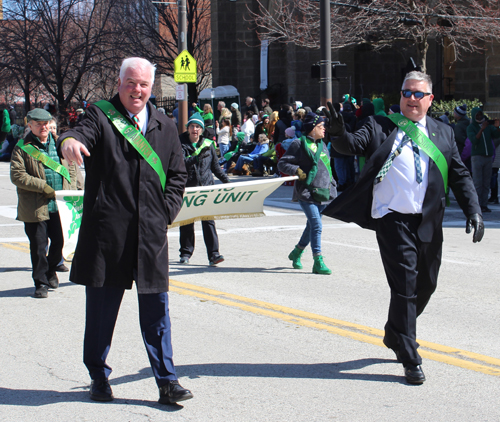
top-left (236, 132), bottom-right (245, 142)
top-left (186, 112), bottom-right (204, 130)
top-left (27, 108), bottom-right (52, 122)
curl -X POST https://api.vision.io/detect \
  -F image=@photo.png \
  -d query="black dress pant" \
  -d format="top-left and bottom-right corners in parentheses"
top-left (24, 212), bottom-right (64, 287)
top-left (179, 220), bottom-right (219, 259)
top-left (376, 212), bottom-right (441, 367)
top-left (84, 286), bottom-right (177, 386)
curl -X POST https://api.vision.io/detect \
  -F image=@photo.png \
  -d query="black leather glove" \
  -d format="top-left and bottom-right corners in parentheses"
top-left (323, 101), bottom-right (345, 137)
top-left (466, 213), bottom-right (484, 243)
top-left (296, 168), bottom-right (307, 181)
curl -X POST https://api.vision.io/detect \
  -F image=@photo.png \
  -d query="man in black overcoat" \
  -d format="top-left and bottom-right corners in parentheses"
top-left (58, 57), bottom-right (192, 404)
top-left (323, 71), bottom-right (484, 384)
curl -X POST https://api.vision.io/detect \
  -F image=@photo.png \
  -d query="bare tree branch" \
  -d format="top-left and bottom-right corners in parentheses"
top-left (249, 0), bottom-right (500, 72)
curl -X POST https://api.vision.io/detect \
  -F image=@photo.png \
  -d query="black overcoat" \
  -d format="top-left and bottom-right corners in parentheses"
top-left (323, 116), bottom-right (481, 243)
top-left (58, 95), bottom-right (187, 293)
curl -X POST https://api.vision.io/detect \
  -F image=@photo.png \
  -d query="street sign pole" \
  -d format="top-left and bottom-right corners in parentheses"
top-left (177, 0), bottom-right (188, 134)
top-left (320, 0), bottom-right (332, 106)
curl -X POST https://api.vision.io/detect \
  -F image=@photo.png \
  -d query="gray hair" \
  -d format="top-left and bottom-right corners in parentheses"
top-left (119, 57), bottom-right (156, 84)
top-left (402, 71), bottom-right (433, 93)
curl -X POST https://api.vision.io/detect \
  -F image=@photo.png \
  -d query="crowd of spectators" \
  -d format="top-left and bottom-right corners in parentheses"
top-left (4, 91), bottom-right (500, 209)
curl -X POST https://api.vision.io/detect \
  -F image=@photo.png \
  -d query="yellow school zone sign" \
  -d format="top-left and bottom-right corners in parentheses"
top-left (174, 50), bottom-right (197, 83)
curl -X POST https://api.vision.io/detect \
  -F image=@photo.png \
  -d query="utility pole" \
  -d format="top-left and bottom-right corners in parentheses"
top-left (177, 0), bottom-right (188, 133)
top-left (319, 0), bottom-right (332, 106)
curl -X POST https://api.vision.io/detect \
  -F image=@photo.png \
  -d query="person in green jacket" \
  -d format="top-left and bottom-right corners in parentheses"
top-left (192, 103), bottom-right (214, 127)
top-left (373, 98), bottom-right (387, 117)
top-left (467, 107), bottom-right (500, 212)
top-left (1, 108), bottom-right (11, 145)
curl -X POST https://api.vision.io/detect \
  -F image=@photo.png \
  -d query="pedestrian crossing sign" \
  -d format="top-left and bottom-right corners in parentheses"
top-left (174, 50), bottom-right (197, 83)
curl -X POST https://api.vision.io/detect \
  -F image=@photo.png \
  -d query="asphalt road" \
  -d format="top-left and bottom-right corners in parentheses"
top-left (1, 161), bottom-right (499, 421)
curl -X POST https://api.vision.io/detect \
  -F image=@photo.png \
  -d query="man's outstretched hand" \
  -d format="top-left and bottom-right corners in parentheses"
top-left (61, 137), bottom-right (90, 167)
top-left (324, 102), bottom-right (345, 137)
top-left (466, 213), bottom-right (484, 243)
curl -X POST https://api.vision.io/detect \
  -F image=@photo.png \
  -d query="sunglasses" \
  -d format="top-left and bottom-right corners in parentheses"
top-left (401, 90), bottom-right (432, 99)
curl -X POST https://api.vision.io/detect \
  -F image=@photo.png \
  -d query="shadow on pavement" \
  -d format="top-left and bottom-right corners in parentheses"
top-left (169, 264), bottom-right (297, 276)
top-left (175, 358), bottom-right (405, 384)
top-left (0, 266), bottom-right (31, 273)
top-left (0, 282), bottom-right (73, 298)
top-left (0, 386), bottom-right (185, 411)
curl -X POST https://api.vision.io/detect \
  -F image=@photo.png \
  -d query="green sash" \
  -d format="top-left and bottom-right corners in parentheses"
top-left (190, 138), bottom-right (216, 158)
top-left (388, 114), bottom-right (448, 190)
top-left (17, 138), bottom-right (70, 183)
top-left (300, 136), bottom-right (333, 182)
top-left (95, 100), bottom-right (166, 192)
top-left (300, 136), bottom-right (333, 202)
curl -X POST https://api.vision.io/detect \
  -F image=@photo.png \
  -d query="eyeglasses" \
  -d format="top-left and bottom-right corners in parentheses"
top-left (30, 121), bottom-right (50, 127)
top-left (401, 90), bottom-right (431, 100)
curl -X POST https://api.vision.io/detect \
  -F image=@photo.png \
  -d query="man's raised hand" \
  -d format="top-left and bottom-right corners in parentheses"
top-left (324, 102), bottom-right (345, 137)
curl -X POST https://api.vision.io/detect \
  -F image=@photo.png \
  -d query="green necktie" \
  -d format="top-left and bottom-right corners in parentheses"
top-left (375, 134), bottom-right (422, 185)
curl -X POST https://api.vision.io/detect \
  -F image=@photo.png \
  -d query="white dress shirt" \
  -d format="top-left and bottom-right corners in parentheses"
top-left (371, 115), bottom-right (430, 218)
top-left (127, 106), bottom-right (149, 136)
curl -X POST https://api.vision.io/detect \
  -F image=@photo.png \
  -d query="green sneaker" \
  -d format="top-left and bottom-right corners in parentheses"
top-left (288, 246), bottom-right (305, 269)
top-left (312, 255), bottom-right (332, 275)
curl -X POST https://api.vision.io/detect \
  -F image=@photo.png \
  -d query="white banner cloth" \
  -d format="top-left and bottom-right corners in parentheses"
top-left (55, 191), bottom-right (84, 260)
top-left (171, 176), bottom-right (296, 227)
top-left (55, 176), bottom-right (296, 258)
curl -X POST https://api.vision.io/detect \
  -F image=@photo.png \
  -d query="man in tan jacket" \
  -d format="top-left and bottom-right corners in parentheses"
top-left (10, 108), bottom-right (77, 298)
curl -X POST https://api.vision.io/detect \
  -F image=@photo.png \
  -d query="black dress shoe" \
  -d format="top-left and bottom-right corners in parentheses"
top-left (47, 272), bottom-right (59, 289)
top-left (404, 364), bottom-right (426, 385)
top-left (90, 378), bottom-right (114, 401)
top-left (55, 264), bottom-right (69, 272)
top-left (34, 285), bottom-right (49, 298)
top-left (158, 380), bottom-right (193, 404)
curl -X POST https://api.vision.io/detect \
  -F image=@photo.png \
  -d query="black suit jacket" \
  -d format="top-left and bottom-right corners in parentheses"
top-left (323, 115), bottom-right (481, 243)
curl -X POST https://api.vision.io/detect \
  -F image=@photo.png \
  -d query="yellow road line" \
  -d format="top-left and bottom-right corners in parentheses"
top-left (170, 279), bottom-right (500, 377)
top-left (2, 241), bottom-right (497, 377)
top-left (0, 242), bottom-right (30, 252)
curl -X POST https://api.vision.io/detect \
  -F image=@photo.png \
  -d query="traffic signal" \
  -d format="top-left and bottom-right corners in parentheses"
top-left (332, 63), bottom-right (348, 79)
top-left (311, 64), bottom-right (320, 79)
top-left (311, 62), bottom-right (348, 79)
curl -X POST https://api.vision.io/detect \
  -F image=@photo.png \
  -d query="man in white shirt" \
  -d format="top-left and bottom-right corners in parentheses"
top-left (323, 71), bottom-right (484, 385)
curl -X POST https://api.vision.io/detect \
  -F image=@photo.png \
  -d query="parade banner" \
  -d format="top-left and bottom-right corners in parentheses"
top-left (55, 176), bottom-right (297, 258)
top-left (170, 176), bottom-right (297, 228)
top-left (55, 190), bottom-right (84, 260)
